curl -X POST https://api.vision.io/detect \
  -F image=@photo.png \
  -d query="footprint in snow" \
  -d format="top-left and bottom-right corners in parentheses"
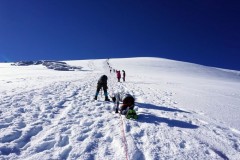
top-left (77, 135), bottom-right (89, 141)
top-left (17, 107), bottom-right (25, 113)
top-left (87, 106), bottom-right (94, 112)
top-left (96, 102), bottom-right (102, 106)
top-left (75, 115), bottom-right (83, 119)
top-left (0, 146), bottom-right (20, 156)
top-left (212, 129), bottom-right (221, 136)
top-left (97, 121), bottom-right (104, 127)
top-left (6, 81), bottom-right (12, 83)
top-left (35, 140), bottom-right (56, 153)
top-left (0, 130), bottom-right (22, 143)
top-left (59, 146), bottom-right (72, 160)
top-left (105, 105), bottom-right (112, 111)
top-left (94, 132), bottom-right (103, 138)
top-left (125, 123), bottom-right (131, 132)
top-left (105, 136), bottom-right (113, 142)
top-left (233, 142), bottom-right (240, 151)
top-left (0, 123), bottom-right (10, 129)
top-left (81, 128), bottom-right (91, 134)
top-left (57, 135), bottom-right (69, 147)
top-left (134, 129), bottom-right (145, 138)
top-left (84, 141), bottom-right (96, 153)
top-left (179, 140), bottom-right (187, 149)
top-left (15, 125), bottom-right (43, 148)
top-left (5, 116), bottom-right (14, 123)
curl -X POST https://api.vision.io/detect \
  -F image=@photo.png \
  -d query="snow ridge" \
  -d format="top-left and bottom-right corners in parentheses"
top-left (11, 60), bottom-right (82, 71)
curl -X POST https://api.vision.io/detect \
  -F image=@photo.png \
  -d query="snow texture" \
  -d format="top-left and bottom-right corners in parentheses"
top-left (0, 57), bottom-right (240, 160)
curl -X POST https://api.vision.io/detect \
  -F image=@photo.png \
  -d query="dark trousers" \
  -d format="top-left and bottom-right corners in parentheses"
top-left (95, 83), bottom-right (108, 97)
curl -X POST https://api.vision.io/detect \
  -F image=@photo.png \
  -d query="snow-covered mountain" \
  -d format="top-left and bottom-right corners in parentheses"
top-left (0, 57), bottom-right (240, 160)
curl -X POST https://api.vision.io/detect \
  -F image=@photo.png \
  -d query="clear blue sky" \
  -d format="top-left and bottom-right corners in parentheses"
top-left (0, 0), bottom-right (240, 70)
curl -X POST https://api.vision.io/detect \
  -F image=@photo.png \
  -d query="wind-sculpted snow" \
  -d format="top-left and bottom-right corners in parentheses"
top-left (0, 58), bottom-right (240, 159)
top-left (11, 60), bottom-right (82, 71)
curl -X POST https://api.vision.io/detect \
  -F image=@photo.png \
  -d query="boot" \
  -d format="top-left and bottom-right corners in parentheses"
top-left (115, 108), bottom-right (119, 113)
top-left (94, 96), bottom-right (97, 100)
top-left (105, 97), bottom-right (110, 101)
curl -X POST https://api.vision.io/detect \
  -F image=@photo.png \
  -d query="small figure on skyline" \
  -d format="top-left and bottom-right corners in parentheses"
top-left (122, 70), bottom-right (126, 82)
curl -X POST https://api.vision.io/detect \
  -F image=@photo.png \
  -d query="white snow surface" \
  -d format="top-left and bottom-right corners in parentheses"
top-left (0, 57), bottom-right (240, 160)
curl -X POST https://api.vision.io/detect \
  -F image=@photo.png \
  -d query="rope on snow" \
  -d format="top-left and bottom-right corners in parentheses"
top-left (119, 114), bottom-right (129, 160)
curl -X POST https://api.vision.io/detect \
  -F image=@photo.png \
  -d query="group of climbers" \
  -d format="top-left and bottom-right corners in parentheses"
top-left (108, 61), bottom-right (126, 82)
top-left (114, 70), bottom-right (126, 82)
top-left (94, 59), bottom-right (137, 119)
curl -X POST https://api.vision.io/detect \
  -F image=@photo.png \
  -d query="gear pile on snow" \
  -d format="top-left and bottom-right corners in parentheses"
top-left (126, 109), bottom-right (138, 119)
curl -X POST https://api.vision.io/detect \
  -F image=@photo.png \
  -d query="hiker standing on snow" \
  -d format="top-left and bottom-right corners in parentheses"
top-left (94, 75), bottom-right (110, 101)
top-left (116, 70), bottom-right (121, 82)
top-left (122, 70), bottom-right (126, 82)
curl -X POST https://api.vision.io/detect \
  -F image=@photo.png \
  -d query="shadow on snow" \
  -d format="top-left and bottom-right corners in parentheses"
top-left (136, 102), bottom-right (190, 114)
top-left (136, 102), bottom-right (198, 129)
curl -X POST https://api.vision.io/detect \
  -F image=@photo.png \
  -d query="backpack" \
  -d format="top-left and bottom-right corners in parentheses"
top-left (126, 109), bottom-right (138, 119)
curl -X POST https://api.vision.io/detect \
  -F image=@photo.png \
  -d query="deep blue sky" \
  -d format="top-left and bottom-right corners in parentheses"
top-left (0, 0), bottom-right (240, 70)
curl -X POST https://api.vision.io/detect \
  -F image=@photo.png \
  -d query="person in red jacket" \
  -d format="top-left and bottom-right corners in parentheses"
top-left (116, 70), bottom-right (121, 82)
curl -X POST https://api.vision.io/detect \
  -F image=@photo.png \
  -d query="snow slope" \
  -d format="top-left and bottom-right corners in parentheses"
top-left (0, 57), bottom-right (240, 160)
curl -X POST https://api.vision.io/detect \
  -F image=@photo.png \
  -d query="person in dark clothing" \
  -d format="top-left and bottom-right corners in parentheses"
top-left (94, 75), bottom-right (110, 101)
top-left (122, 70), bottom-right (126, 82)
top-left (121, 94), bottom-right (134, 114)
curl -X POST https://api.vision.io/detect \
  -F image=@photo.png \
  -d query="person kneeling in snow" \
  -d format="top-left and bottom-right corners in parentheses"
top-left (111, 93), bottom-right (137, 119)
